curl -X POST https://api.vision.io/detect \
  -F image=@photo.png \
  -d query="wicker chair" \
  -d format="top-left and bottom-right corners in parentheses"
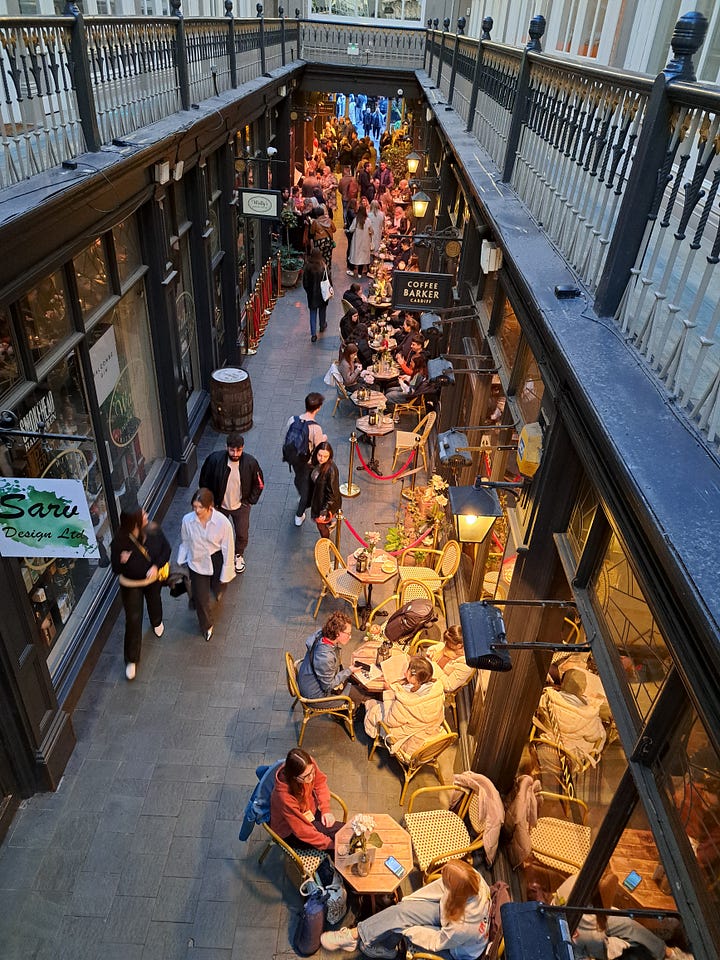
top-left (331, 374), bottom-right (354, 417)
top-left (391, 410), bottom-right (436, 475)
top-left (529, 790), bottom-right (591, 874)
top-left (313, 538), bottom-right (367, 628)
top-left (285, 653), bottom-right (355, 746)
top-left (369, 720), bottom-right (457, 804)
top-left (398, 540), bottom-right (462, 618)
top-left (403, 784), bottom-right (487, 882)
top-left (259, 790), bottom-right (348, 885)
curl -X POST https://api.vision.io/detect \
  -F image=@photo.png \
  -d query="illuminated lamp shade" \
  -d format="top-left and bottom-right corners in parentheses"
top-left (406, 150), bottom-right (422, 175)
top-left (411, 189), bottom-right (431, 220)
top-left (448, 484), bottom-right (502, 544)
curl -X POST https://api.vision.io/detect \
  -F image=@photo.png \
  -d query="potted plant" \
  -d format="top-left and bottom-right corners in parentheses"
top-left (278, 245), bottom-right (305, 287)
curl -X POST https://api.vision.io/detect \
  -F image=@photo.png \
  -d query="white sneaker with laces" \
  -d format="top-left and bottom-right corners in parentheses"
top-left (235, 555), bottom-right (245, 573)
top-left (125, 663), bottom-right (136, 681)
top-left (320, 927), bottom-right (357, 952)
top-left (153, 623), bottom-right (164, 637)
top-left (294, 513), bottom-right (306, 526)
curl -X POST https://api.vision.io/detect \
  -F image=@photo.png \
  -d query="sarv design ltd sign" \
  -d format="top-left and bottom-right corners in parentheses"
top-left (391, 271), bottom-right (453, 312)
top-left (0, 478), bottom-right (99, 559)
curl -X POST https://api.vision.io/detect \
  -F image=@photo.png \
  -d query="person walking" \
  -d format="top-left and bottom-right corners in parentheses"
top-left (348, 204), bottom-right (373, 278)
top-left (367, 199), bottom-right (385, 257)
top-left (286, 391), bottom-right (327, 527)
top-left (309, 204), bottom-right (337, 280)
top-left (177, 487), bottom-right (235, 642)
top-left (198, 432), bottom-right (264, 573)
top-left (309, 441), bottom-right (341, 539)
top-left (302, 248), bottom-right (330, 343)
top-left (111, 494), bottom-right (171, 681)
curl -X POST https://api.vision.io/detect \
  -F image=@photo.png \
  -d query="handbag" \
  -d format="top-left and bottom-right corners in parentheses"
top-left (320, 267), bottom-right (334, 302)
top-left (129, 534), bottom-right (169, 582)
top-left (293, 881), bottom-right (327, 956)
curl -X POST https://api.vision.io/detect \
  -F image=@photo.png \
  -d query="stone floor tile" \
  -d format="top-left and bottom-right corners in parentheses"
top-left (103, 894), bottom-right (155, 944)
top-left (152, 876), bottom-right (202, 922)
top-left (0, 841), bottom-right (44, 889)
top-left (197, 857), bottom-right (244, 902)
top-left (163, 836), bottom-right (210, 878)
top-left (173, 799), bottom-right (219, 838)
top-left (68, 870), bottom-right (120, 917)
top-left (82, 830), bottom-right (129, 876)
top-left (141, 780), bottom-right (186, 817)
top-left (189, 899), bottom-right (239, 950)
top-left (129, 815), bottom-right (176, 856)
top-left (143, 920), bottom-right (194, 960)
top-left (118, 851), bottom-right (166, 898)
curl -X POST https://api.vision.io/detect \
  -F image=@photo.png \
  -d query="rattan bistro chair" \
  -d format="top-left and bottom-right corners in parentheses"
top-left (285, 653), bottom-right (355, 747)
top-left (313, 538), bottom-right (367, 628)
top-left (391, 410), bottom-right (436, 475)
top-left (366, 579), bottom-right (435, 634)
top-left (529, 791), bottom-right (591, 874)
top-left (331, 374), bottom-right (354, 417)
top-left (404, 784), bottom-right (487, 882)
top-left (259, 790), bottom-right (349, 885)
top-left (398, 540), bottom-right (461, 618)
top-left (369, 719), bottom-right (457, 804)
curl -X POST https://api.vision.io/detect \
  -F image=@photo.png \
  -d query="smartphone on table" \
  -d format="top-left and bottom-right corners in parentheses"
top-left (622, 870), bottom-right (642, 892)
top-left (384, 856), bottom-right (406, 878)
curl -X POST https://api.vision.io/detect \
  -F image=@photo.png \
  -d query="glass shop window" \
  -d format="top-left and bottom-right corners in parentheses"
top-left (175, 234), bottom-right (201, 409)
top-left (7, 351), bottom-right (111, 672)
top-left (515, 348), bottom-right (545, 424)
top-left (86, 283), bottom-right (164, 514)
top-left (492, 294), bottom-right (522, 372)
top-left (591, 531), bottom-right (671, 722)
top-left (113, 217), bottom-right (143, 288)
top-left (658, 711), bottom-right (720, 922)
top-left (17, 271), bottom-right (73, 364)
top-left (73, 238), bottom-right (111, 321)
top-left (566, 475), bottom-right (599, 561)
top-left (0, 305), bottom-right (22, 397)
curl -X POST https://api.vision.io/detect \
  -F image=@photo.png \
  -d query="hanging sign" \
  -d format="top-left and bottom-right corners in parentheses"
top-left (90, 325), bottom-right (121, 407)
top-left (237, 188), bottom-right (282, 220)
top-left (0, 477), bottom-right (99, 559)
top-left (391, 271), bottom-right (453, 311)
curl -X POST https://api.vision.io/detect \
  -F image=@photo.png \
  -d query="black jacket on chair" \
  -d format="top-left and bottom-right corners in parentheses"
top-left (199, 450), bottom-right (264, 509)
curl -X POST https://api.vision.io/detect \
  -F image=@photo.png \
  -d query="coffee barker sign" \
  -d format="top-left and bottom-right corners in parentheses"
top-left (391, 271), bottom-right (452, 311)
top-left (0, 478), bottom-right (99, 559)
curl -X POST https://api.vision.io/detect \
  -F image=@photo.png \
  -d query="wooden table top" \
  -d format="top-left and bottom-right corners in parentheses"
top-left (334, 813), bottom-right (413, 895)
top-left (346, 551), bottom-right (398, 584)
top-left (356, 415), bottom-right (395, 437)
top-left (353, 390), bottom-right (387, 408)
top-left (352, 638), bottom-right (408, 694)
top-left (370, 365), bottom-right (401, 381)
top-left (608, 828), bottom-right (678, 913)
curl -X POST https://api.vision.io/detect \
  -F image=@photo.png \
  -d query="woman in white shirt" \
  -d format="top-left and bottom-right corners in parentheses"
top-left (177, 487), bottom-right (235, 642)
top-left (367, 199), bottom-right (385, 257)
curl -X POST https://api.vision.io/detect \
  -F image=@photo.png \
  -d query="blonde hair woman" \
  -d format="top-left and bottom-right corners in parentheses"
top-left (322, 859), bottom-right (491, 959)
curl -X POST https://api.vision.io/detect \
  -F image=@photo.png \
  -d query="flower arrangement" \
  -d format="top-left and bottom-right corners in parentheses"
top-left (364, 531), bottom-right (381, 548)
top-left (348, 813), bottom-right (383, 854)
top-left (384, 474), bottom-right (449, 562)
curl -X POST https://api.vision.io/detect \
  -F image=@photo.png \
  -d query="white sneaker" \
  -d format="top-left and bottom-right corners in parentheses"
top-left (235, 556), bottom-right (245, 573)
top-left (320, 927), bottom-right (357, 952)
top-left (153, 623), bottom-right (164, 637)
top-left (204, 627), bottom-right (213, 642)
top-left (294, 513), bottom-right (306, 526)
top-left (125, 663), bottom-right (136, 681)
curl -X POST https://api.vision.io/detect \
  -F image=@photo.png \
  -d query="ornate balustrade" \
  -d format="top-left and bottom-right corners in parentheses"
top-left (297, 21), bottom-right (424, 67)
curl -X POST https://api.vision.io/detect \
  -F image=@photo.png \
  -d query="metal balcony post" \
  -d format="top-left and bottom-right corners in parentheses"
top-left (501, 14), bottom-right (544, 183)
top-left (467, 16), bottom-right (492, 133)
top-left (595, 12), bottom-right (709, 316)
top-left (295, 8), bottom-right (301, 60)
top-left (448, 17), bottom-right (465, 104)
top-left (171, 0), bottom-right (191, 111)
top-left (436, 18), bottom-right (449, 88)
top-left (280, 6), bottom-right (286, 66)
top-left (225, 0), bottom-right (238, 88)
top-left (257, 3), bottom-right (267, 75)
top-left (62, 1), bottom-right (101, 151)
top-left (427, 19), bottom-right (437, 78)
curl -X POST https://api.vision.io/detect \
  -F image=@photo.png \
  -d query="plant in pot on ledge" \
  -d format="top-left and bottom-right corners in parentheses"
top-left (385, 473), bottom-right (449, 565)
top-left (278, 246), bottom-right (305, 287)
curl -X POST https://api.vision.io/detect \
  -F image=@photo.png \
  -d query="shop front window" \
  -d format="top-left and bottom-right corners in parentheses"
top-left (87, 283), bottom-right (164, 511)
top-left (592, 532), bottom-right (671, 721)
top-left (176, 234), bottom-right (200, 409)
top-left (516, 349), bottom-right (544, 423)
top-left (494, 295), bottom-right (521, 371)
top-left (658, 712), bottom-right (720, 918)
top-left (567, 476), bottom-right (599, 560)
top-left (0, 305), bottom-right (21, 396)
top-left (17, 271), bottom-right (72, 364)
top-left (113, 217), bottom-right (143, 287)
top-left (73, 239), bottom-right (111, 320)
top-left (6, 351), bottom-right (111, 672)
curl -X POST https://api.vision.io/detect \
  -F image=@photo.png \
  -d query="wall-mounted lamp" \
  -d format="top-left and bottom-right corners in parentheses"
top-left (406, 150), bottom-right (422, 175)
top-left (448, 484), bottom-right (503, 543)
top-left (460, 598), bottom-right (583, 672)
top-left (411, 189), bottom-right (431, 219)
top-left (278, 85), bottom-right (287, 97)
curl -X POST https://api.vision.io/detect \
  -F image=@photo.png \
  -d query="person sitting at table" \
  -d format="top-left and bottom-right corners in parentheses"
top-left (322, 859), bottom-right (491, 959)
top-left (297, 610), bottom-right (354, 700)
top-left (390, 203), bottom-right (411, 235)
top-left (340, 306), bottom-right (360, 343)
top-left (384, 352), bottom-right (429, 409)
top-left (364, 654), bottom-right (445, 755)
top-left (309, 441), bottom-right (341, 540)
top-left (337, 343), bottom-right (363, 388)
top-left (394, 179), bottom-right (412, 204)
top-left (342, 281), bottom-right (367, 312)
top-left (350, 322), bottom-right (375, 368)
top-left (270, 747), bottom-right (343, 852)
top-left (425, 625), bottom-right (475, 693)
top-left (536, 669), bottom-right (608, 771)
top-left (395, 334), bottom-right (426, 376)
top-left (396, 316), bottom-right (421, 360)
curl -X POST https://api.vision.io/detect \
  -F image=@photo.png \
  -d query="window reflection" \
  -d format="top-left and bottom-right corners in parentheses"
top-left (592, 532), bottom-right (671, 720)
top-left (73, 239), bottom-right (110, 318)
top-left (0, 305), bottom-right (21, 396)
top-left (516, 351), bottom-right (544, 423)
top-left (496, 297), bottom-right (521, 371)
top-left (567, 476), bottom-right (598, 559)
top-left (18, 271), bottom-right (72, 363)
top-left (113, 217), bottom-right (142, 286)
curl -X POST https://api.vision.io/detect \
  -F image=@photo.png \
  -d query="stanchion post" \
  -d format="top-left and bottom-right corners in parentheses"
top-left (334, 509), bottom-right (343, 567)
top-left (246, 301), bottom-right (258, 354)
top-left (401, 439), bottom-right (421, 500)
top-left (276, 252), bottom-right (284, 298)
top-left (340, 432), bottom-right (361, 498)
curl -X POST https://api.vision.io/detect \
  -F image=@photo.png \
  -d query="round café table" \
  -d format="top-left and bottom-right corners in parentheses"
top-left (355, 414), bottom-right (395, 475)
top-left (346, 550), bottom-right (398, 629)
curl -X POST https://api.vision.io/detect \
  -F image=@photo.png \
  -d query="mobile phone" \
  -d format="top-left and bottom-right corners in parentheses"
top-left (354, 661), bottom-right (372, 670)
top-left (384, 856), bottom-right (406, 878)
top-left (622, 870), bottom-right (642, 892)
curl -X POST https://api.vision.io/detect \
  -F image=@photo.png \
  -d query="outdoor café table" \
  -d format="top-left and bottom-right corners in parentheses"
top-left (355, 415), bottom-right (395, 476)
top-left (369, 337), bottom-right (398, 351)
top-left (334, 813), bottom-right (413, 911)
top-left (347, 549), bottom-right (398, 629)
top-left (353, 389), bottom-right (387, 410)
top-left (351, 637), bottom-right (408, 695)
top-left (367, 297), bottom-right (394, 316)
top-left (609, 828), bottom-right (679, 916)
top-left (370, 363), bottom-right (401, 383)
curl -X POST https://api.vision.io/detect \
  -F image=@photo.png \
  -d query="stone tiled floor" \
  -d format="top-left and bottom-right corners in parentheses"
top-left (0, 236), bottom-right (449, 959)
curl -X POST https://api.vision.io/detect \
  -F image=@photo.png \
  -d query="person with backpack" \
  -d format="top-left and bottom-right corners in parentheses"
top-left (284, 392), bottom-right (326, 527)
top-left (309, 441), bottom-right (341, 540)
top-left (198, 432), bottom-right (264, 574)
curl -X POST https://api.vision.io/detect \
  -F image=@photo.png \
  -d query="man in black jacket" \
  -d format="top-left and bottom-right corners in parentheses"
top-left (199, 433), bottom-right (264, 573)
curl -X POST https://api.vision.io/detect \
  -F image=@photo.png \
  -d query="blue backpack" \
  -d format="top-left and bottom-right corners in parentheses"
top-left (238, 759), bottom-right (283, 841)
top-left (282, 416), bottom-right (310, 467)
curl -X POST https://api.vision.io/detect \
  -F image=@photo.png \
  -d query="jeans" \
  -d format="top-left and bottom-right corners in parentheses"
top-left (309, 302), bottom-right (328, 337)
top-left (120, 582), bottom-right (162, 664)
top-left (189, 551), bottom-right (224, 632)
top-left (220, 503), bottom-right (250, 556)
top-left (358, 899), bottom-right (446, 954)
top-left (573, 916), bottom-right (666, 959)
top-left (293, 460), bottom-right (312, 516)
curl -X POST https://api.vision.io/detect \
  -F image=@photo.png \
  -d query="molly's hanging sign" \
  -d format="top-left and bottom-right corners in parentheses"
top-left (0, 478), bottom-right (99, 559)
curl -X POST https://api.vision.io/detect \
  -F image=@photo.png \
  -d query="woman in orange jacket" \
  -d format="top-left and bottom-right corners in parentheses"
top-left (269, 748), bottom-right (343, 850)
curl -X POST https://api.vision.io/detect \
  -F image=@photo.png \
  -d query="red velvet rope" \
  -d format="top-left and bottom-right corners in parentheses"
top-left (342, 516), bottom-right (435, 556)
top-left (354, 442), bottom-right (415, 480)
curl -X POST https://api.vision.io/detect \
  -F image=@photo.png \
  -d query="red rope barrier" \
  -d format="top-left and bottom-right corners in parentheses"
top-left (342, 516), bottom-right (435, 555)
top-left (354, 442), bottom-right (415, 480)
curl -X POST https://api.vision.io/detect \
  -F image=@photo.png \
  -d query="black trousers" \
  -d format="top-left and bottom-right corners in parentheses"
top-left (189, 551), bottom-right (224, 632)
top-left (293, 460), bottom-right (312, 516)
top-left (121, 582), bottom-right (162, 664)
top-left (220, 504), bottom-right (251, 557)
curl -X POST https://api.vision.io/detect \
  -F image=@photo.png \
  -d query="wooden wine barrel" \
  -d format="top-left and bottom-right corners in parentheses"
top-left (210, 367), bottom-right (253, 433)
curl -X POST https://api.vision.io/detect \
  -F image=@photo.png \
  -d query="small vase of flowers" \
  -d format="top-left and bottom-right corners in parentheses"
top-left (348, 813), bottom-right (383, 877)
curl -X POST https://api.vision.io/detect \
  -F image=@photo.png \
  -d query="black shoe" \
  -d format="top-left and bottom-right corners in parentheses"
top-left (311, 335), bottom-right (317, 342)
top-left (319, 323), bottom-right (327, 332)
